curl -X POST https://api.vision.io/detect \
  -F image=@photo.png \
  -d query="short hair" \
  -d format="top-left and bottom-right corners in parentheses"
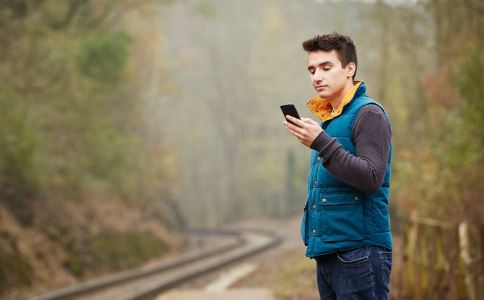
top-left (302, 32), bottom-right (358, 80)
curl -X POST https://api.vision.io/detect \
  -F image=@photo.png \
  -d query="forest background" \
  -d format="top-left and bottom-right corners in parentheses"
top-left (0, 0), bottom-right (482, 298)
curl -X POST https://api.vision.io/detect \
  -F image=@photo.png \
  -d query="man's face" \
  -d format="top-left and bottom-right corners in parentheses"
top-left (307, 50), bottom-right (354, 99)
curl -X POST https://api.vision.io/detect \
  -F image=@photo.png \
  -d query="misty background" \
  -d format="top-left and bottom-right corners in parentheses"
top-left (0, 0), bottom-right (482, 298)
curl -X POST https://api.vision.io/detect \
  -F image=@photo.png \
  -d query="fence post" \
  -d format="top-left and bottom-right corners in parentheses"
top-left (413, 221), bottom-right (422, 300)
top-left (407, 211), bottom-right (417, 299)
top-left (427, 227), bottom-right (437, 300)
top-left (401, 214), bottom-right (483, 299)
top-left (459, 222), bottom-right (480, 300)
top-left (481, 223), bottom-right (484, 300)
top-left (399, 222), bottom-right (410, 299)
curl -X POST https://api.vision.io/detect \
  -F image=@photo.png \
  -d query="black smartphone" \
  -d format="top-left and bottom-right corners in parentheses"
top-left (280, 104), bottom-right (301, 126)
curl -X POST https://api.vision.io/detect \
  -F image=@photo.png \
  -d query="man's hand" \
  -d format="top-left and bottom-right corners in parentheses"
top-left (284, 115), bottom-right (323, 147)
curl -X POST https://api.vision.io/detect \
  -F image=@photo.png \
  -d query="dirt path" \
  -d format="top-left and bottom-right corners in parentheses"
top-left (156, 216), bottom-right (319, 300)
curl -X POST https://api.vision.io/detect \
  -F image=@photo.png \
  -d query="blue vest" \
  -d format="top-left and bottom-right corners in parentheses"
top-left (301, 83), bottom-right (392, 258)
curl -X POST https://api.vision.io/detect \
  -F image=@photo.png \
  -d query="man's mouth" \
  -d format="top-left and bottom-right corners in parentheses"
top-left (315, 85), bottom-right (328, 90)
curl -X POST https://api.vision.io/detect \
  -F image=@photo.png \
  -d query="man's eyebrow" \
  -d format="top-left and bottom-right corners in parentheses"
top-left (307, 61), bottom-right (333, 70)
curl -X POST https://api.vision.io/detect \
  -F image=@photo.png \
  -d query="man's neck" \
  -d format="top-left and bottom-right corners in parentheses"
top-left (327, 80), bottom-right (355, 110)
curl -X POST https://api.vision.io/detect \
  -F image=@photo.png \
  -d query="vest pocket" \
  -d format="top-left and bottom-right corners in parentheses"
top-left (320, 193), bottom-right (364, 242)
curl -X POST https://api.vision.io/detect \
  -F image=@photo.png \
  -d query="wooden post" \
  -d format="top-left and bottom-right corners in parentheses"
top-left (481, 223), bottom-right (484, 300)
top-left (414, 222), bottom-right (422, 300)
top-left (435, 226), bottom-right (446, 298)
top-left (402, 213), bottom-right (477, 300)
top-left (427, 227), bottom-right (437, 300)
top-left (459, 222), bottom-right (480, 300)
top-left (448, 225), bottom-right (459, 300)
top-left (400, 222), bottom-right (410, 299)
top-left (407, 211), bottom-right (419, 299)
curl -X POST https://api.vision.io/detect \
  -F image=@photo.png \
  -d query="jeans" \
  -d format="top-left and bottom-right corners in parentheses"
top-left (315, 245), bottom-right (392, 300)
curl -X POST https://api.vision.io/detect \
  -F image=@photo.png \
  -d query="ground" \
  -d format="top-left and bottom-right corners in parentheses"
top-left (157, 216), bottom-right (320, 300)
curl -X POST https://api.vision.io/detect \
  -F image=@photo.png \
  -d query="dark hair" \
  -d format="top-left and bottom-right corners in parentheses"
top-left (302, 32), bottom-right (357, 80)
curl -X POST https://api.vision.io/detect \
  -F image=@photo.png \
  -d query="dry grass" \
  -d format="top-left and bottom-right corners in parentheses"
top-left (233, 248), bottom-right (319, 300)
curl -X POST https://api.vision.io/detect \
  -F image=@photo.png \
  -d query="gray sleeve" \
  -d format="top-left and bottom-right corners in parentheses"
top-left (309, 104), bottom-right (391, 195)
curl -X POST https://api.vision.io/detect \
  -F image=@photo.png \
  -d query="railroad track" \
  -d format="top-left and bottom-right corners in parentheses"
top-left (32, 228), bottom-right (282, 300)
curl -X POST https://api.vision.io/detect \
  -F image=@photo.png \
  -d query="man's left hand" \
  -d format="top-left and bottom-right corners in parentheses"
top-left (284, 116), bottom-right (323, 147)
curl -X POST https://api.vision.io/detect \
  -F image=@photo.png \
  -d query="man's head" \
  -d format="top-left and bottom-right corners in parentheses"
top-left (302, 33), bottom-right (357, 99)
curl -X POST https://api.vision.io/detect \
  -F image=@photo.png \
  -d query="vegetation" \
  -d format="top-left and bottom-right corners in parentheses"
top-left (0, 1), bottom-right (178, 296)
top-left (64, 232), bottom-right (167, 277)
top-left (0, 0), bottom-right (481, 297)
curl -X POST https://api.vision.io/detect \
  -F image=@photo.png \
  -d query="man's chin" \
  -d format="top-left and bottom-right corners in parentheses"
top-left (317, 91), bottom-right (330, 98)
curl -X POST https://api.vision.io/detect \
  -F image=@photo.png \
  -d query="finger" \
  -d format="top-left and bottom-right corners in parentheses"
top-left (301, 117), bottom-right (318, 125)
top-left (286, 115), bottom-right (306, 128)
top-left (286, 121), bottom-right (306, 135)
top-left (286, 125), bottom-right (305, 139)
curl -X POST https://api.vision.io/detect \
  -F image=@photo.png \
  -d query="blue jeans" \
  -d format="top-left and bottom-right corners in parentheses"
top-left (315, 245), bottom-right (392, 300)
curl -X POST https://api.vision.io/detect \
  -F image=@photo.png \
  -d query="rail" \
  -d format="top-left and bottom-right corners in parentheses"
top-left (32, 228), bottom-right (282, 300)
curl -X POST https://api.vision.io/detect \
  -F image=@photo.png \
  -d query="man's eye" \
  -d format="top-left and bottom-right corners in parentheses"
top-left (323, 67), bottom-right (331, 71)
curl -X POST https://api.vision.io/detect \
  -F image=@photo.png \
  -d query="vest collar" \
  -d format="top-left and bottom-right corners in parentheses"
top-left (307, 81), bottom-right (365, 122)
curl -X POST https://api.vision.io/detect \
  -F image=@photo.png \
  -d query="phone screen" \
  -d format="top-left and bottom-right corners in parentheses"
top-left (280, 104), bottom-right (301, 125)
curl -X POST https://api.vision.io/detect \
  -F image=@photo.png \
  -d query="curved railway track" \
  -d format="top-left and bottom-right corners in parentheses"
top-left (32, 228), bottom-right (282, 300)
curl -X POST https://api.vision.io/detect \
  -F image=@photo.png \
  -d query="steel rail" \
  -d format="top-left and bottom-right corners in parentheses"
top-left (32, 230), bottom-right (243, 300)
top-left (121, 229), bottom-right (282, 300)
top-left (32, 229), bottom-right (282, 300)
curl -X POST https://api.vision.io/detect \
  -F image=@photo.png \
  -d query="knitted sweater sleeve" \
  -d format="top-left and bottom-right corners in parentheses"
top-left (309, 104), bottom-right (391, 195)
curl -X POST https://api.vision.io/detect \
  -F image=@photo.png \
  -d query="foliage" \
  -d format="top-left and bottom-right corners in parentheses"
top-left (434, 43), bottom-right (484, 222)
top-left (0, 0), bottom-right (482, 295)
top-left (64, 232), bottom-right (167, 277)
top-left (406, 1), bottom-right (484, 223)
top-left (79, 32), bottom-right (131, 85)
top-left (0, 231), bottom-right (32, 291)
top-left (0, 99), bottom-right (44, 225)
top-left (0, 0), bottom-right (175, 218)
top-left (0, 0), bottom-right (177, 295)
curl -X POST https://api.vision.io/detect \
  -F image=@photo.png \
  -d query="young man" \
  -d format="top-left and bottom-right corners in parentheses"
top-left (284, 33), bottom-right (392, 299)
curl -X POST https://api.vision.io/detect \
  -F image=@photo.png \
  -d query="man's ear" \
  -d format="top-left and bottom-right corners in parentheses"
top-left (346, 62), bottom-right (356, 78)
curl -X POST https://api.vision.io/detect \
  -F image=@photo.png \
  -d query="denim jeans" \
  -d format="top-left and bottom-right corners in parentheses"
top-left (315, 245), bottom-right (392, 300)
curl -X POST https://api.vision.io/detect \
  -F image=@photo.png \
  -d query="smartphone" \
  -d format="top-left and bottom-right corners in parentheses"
top-left (280, 104), bottom-right (301, 126)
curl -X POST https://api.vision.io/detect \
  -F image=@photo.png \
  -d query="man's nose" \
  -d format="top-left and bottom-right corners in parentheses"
top-left (313, 70), bottom-right (324, 83)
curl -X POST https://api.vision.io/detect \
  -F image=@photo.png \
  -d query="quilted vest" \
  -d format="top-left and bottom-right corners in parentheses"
top-left (301, 83), bottom-right (392, 258)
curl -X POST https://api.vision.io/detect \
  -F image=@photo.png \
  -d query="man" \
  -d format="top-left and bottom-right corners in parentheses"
top-left (284, 33), bottom-right (392, 299)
